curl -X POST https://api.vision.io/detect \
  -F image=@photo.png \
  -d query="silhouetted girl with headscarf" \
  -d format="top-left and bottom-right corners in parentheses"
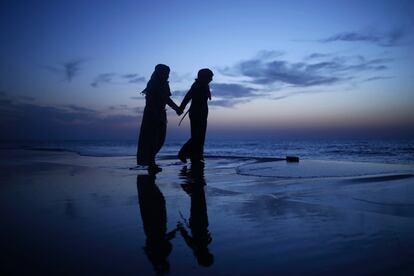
top-left (137, 64), bottom-right (182, 171)
top-left (178, 68), bottom-right (213, 163)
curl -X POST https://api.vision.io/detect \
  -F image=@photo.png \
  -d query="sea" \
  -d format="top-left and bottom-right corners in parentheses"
top-left (2, 139), bottom-right (414, 164)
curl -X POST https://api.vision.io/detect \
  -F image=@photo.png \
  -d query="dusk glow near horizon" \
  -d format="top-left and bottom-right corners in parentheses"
top-left (1, 0), bottom-right (413, 140)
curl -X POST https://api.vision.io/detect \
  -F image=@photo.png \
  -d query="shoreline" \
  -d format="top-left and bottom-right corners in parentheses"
top-left (1, 138), bottom-right (414, 165)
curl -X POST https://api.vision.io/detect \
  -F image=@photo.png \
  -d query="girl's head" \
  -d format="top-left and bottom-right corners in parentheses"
top-left (152, 64), bottom-right (170, 82)
top-left (197, 68), bottom-right (214, 84)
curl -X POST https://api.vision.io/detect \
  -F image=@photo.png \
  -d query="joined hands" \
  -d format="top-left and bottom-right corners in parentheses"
top-left (176, 107), bottom-right (184, 116)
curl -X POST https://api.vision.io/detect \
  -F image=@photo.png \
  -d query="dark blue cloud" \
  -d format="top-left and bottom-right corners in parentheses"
top-left (107, 104), bottom-right (141, 114)
top-left (362, 76), bottom-right (394, 82)
top-left (63, 104), bottom-right (95, 113)
top-left (223, 58), bottom-right (339, 86)
top-left (122, 74), bottom-right (138, 79)
top-left (320, 27), bottom-right (407, 47)
top-left (63, 60), bottom-right (83, 81)
top-left (91, 73), bottom-right (145, 87)
top-left (221, 52), bottom-right (391, 87)
top-left (122, 74), bottom-right (146, 84)
top-left (44, 59), bottom-right (86, 82)
top-left (91, 73), bottom-right (115, 87)
top-left (208, 83), bottom-right (257, 107)
top-left (171, 83), bottom-right (257, 108)
top-left (0, 92), bottom-right (140, 140)
top-left (270, 89), bottom-right (324, 101)
top-left (210, 83), bottom-right (257, 98)
top-left (304, 53), bottom-right (330, 60)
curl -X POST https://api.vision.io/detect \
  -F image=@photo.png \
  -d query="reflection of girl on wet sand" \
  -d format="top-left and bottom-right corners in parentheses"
top-left (177, 163), bottom-right (214, 267)
top-left (137, 174), bottom-right (178, 274)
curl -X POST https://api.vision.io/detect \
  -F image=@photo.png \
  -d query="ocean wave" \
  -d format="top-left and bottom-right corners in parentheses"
top-left (2, 139), bottom-right (413, 164)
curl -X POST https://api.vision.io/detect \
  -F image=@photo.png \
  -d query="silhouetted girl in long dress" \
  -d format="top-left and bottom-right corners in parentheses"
top-left (137, 64), bottom-right (181, 170)
top-left (178, 69), bottom-right (213, 163)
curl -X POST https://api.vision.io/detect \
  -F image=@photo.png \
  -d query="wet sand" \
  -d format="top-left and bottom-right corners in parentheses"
top-left (1, 149), bottom-right (414, 275)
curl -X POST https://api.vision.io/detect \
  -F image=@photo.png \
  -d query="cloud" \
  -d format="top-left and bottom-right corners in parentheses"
top-left (91, 73), bottom-right (115, 87)
top-left (209, 83), bottom-right (258, 107)
top-left (44, 59), bottom-right (85, 82)
top-left (222, 58), bottom-right (339, 86)
top-left (108, 104), bottom-right (128, 110)
top-left (122, 74), bottom-right (146, 84)
top-left (305, 56), bottom-right (391, 72)
top-left (64, 104), bottom-right (95, 113)
top-left (91, 73), bottom-right (145, 87)
top-left (0, 93), bottom-right (140, 140)
top-left (256, 50), bottom-right (285, 60)
top-left (270, 89), bottom-right (324, 101)
top-left (122, 74), bottom-right (138, 79)
top-left (362, 76), bottom-right (394, 82)
top-left (209, 98), bottom-right (250, 107)
top-left (170, 83), bottom-right (257, 108)
top-left (304, 53), bottom-right (330, 60)
top-left (63, 60), bottom-right (83, 81)
top-left (211, 83), bottom-right (257, 98)
top-left (320, 27), bottom-right (407, 47)
top-left (130, 50), bottom-right (393, 108)
top-left (220, 52), bottom-right (391, 87)
top-left (107, 104), bottom-right (142, 113)
top-left (0, 91), bottom-right (35, 108)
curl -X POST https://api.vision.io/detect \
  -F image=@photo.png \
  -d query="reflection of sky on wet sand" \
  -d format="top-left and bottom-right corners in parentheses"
top-left (1, 151), bottom-right (414, 274)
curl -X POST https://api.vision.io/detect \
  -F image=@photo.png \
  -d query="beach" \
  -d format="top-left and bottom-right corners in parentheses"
top-left (1, 148), bottom-right (414, 275)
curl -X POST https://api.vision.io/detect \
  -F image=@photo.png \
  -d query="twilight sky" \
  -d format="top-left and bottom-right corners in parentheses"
top-left (1, 0), bottom-right (413, 140)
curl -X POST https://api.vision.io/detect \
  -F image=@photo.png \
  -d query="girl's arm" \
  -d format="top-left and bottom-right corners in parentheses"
top-left (180, 88), bottom-right (193, 110)
top-left (166, 97), bottom-right (183, 115)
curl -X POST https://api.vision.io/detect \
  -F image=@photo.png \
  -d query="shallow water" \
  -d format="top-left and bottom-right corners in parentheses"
top-left (3, 138), bottom-right (414, 164)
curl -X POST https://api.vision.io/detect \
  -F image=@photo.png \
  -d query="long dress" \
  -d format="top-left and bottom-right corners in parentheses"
top-left (136, 80), bottom-right (171, 166)
top-left (179, 81), bottom-right (210, 161)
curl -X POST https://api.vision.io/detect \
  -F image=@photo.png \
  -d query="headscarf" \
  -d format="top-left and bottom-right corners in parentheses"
top-left (196, 68), bottom-right (213, 100)
top-left (197, 68), bottom-right (213, 81)
top-left (141, 64), bottom-right (170, 95)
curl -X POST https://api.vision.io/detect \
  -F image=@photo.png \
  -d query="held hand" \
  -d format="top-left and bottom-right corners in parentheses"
top-left (176, 107), bottom-right (183, 116)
